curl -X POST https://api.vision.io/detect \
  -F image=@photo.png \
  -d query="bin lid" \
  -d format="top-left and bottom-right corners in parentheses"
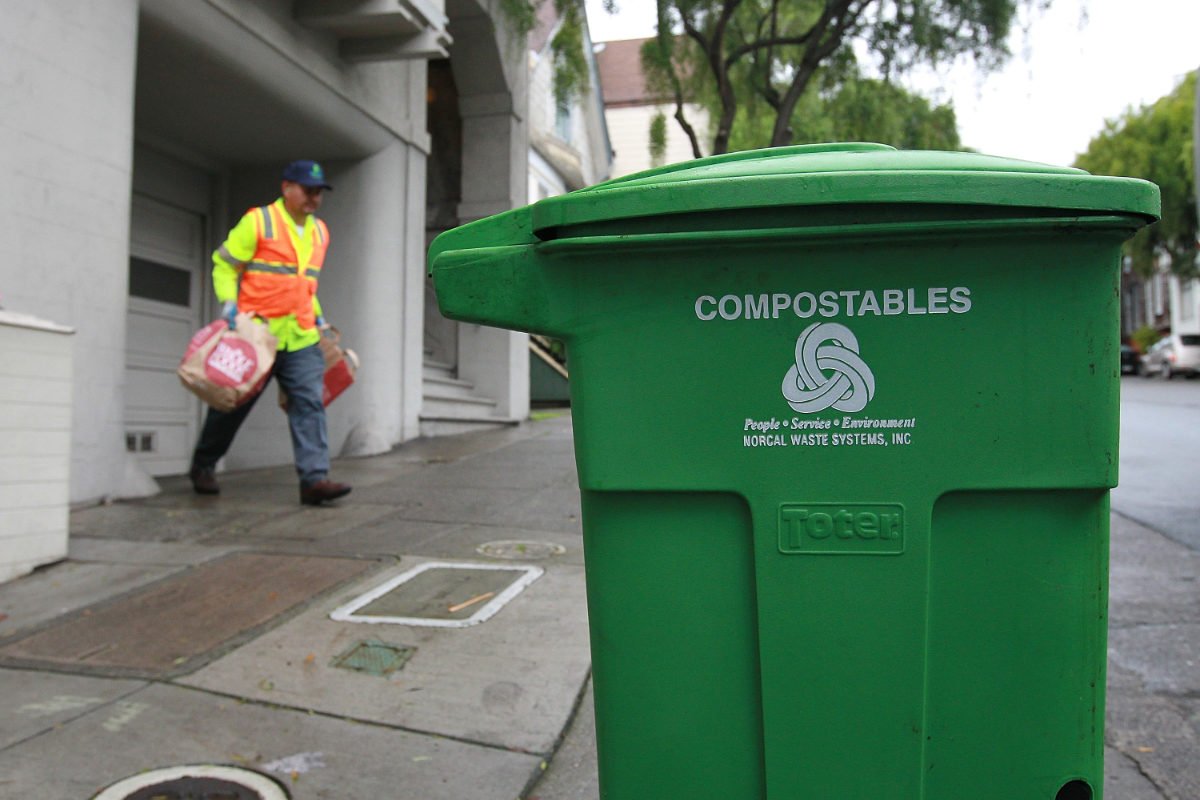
top-left (529, 142), bottom-right (1160, 237)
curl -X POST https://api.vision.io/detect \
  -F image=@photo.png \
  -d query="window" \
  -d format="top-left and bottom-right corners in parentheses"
top-left (128, 257), bottom-right (190, 306)
top-left (555, 98), bottom-right (571, 142)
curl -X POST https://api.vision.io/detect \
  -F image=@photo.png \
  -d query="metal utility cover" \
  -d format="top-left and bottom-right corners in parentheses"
top-left (330, 562), bottom-right (543, 628)
top-left (92, 764), bottom-right (287, 800)
top-left (331, 639), bottom-right (415, 677)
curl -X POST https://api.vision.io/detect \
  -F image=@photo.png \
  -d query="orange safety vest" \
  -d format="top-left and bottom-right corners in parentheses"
top-left (238, 203), bottom-right (329, 329)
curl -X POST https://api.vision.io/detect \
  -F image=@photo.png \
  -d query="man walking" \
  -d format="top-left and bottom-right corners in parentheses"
top-left (188, 160), bottom-right (351, 506)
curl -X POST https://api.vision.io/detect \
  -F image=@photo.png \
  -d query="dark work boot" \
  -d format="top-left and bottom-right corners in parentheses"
top-left (189, 466), bottom-right (220, 495)
top-left (300, 479), bottom-right (352, 506)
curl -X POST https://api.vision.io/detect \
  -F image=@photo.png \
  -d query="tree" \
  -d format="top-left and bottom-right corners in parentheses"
top-left (640, 0), bottom-right (1047, 156)
top-left (1075, 71), bottom-right (1197, 278)
top-left (503, 0), bottom-right (615, 103)
top-left (725, 66), bottom-right (962, 152)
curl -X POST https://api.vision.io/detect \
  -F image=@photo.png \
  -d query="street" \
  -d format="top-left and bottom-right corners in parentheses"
top-left (1101, 375), bottom-right (1200, 800)
top-left (1114, 376), bottom-right (1200, 552)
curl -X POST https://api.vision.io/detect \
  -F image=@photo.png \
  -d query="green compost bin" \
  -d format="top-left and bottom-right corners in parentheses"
top-left (428, 143), bottom-right (1159, 799)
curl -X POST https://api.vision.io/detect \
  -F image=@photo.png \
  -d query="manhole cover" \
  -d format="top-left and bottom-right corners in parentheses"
top-left (331, 639), bottom-right (415, 677)
top-left (477, 540), bottom-right (566, 560)
top-left (92, 765), bottom-right (288, 800)
top-left (330, 561), bottom-right (543, 628)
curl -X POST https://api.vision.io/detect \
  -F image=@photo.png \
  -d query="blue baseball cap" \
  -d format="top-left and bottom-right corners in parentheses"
top-left (282, 160), bottom-right (333, 190)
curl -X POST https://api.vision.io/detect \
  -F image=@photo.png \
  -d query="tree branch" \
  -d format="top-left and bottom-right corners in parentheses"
top-left (770, 0), bottom-right (872, 146)
top-left (726, 32), bottom-right (820, 69)
top-left (685, 0), bottom-right (745, 155)
top-left (674, 94), bottom-right (705, 160)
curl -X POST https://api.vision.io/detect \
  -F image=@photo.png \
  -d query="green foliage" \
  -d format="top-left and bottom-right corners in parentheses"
top-left (1130, 325), bottom-right (1162, 354)
top-left (642, 0), bottom-right (1046, 155)
top-left (499, 0), bottom-right (538, 35)
top-left (727, 68), bottom-right (963, 152)
top-left (1075, 71), bottom-right (1197, 278)
top-left (650, 111), bottom-right (669, 166)
top-left (500, 1), bottom-right (598, 104)
top-left (551, 1), bottom-right (590, 103)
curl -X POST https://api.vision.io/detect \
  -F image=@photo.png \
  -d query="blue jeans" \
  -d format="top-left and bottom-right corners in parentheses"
top-left (191, 343), bottom-right (329, 487)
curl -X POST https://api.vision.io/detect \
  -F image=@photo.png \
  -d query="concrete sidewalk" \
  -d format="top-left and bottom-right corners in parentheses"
top-left (0, 414), bottom-right (590, 800)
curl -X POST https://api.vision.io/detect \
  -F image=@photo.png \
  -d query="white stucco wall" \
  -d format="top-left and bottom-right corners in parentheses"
top-left (606, 103), bottom-right (708, 178)
top-left (1170, 274), bottom-right (1199, 334)
top-left (1, 0), bottom-right (140, 504)
top-left (530, 149), bottom-right (569, 201)
top-left (184, 0), bottom-right (426, 149)
top-left (527, 22), bottom-right (610, 189)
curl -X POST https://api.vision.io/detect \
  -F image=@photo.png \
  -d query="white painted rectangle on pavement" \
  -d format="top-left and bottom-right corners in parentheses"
top-left (330, 561), bottom-right (544, 628)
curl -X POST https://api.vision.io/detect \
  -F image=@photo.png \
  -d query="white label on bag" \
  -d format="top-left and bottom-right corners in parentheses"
top-left (205, 339), bottom-right (257, 387)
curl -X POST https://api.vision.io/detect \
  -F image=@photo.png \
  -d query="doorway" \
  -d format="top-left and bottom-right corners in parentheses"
top-left (124, 190), bottom-right (208, 476)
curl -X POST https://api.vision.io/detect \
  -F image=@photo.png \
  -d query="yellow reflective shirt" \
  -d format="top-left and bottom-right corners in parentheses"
top-left (212, 198), bottom-right (325, 351)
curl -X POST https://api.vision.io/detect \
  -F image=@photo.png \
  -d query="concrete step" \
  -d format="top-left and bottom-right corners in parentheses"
top-left (420, 358), bottom-right (514, 437)
top-left (423, 359), bottom-right (455, 381)
top-left (424, 373), bottom-right (478, 400)
top-left (422, 391), bottom-right (500, 418)
top-left (418, 415), bottom-right (521, 437)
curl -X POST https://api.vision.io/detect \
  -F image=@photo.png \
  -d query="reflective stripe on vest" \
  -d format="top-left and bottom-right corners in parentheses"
top-left (257, 206), bottom-right (275, 240)
top-left (216, 244), bottom-right (245, 268)
top-left (245, 262), bottom-right (298, 275)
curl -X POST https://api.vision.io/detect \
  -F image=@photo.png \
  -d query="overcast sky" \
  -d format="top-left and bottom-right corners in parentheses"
top-left (584, 0), bottom-right (1199, 167)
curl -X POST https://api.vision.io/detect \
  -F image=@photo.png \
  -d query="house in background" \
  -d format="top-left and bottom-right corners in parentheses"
top-left (1121, 259), bottom-right (1174, 339)
top-left (1168, 271), bottom-right (1200, 334)
top-left (1182, 80), bottom-right (1200, 337)
top-left (527, 2), bottom-right (612, 200)
top-left (0, 0), bottom-right (531, 582)
top-left (522, 3), bottom-right (612, 404)
top-left (594, 37), bottom-right (709, 178)
top-left (1186, 78), bottom-right (1200, 336)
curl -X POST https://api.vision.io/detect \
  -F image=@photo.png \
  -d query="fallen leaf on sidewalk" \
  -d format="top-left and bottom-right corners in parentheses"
top-left (0, 613), bottom-right (8, 623)
top-left (1136, 746), bottom-right (1155, 753)
top-left (304, 653), bottom-right (316, 665)
top-left (447, 591), bottom-right (495, 614)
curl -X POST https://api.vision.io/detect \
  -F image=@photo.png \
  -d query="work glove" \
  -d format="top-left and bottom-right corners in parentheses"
top-left (222, 300), bottom-right (238, 330)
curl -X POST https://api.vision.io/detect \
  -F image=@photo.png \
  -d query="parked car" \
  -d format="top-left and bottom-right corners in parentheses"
top-left (1120, 344), bottom-right (1140, 375)
top-left (1140, 333), bottom-right (1200, 379)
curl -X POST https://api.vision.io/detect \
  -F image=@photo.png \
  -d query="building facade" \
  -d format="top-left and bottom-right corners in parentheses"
top-left (1121, 260), bottom-right (1174, 339)
top-left (1, 0), bottom-right (532, 577)
top-left (593, 37), bottom-right (709, 178)
top-left (1169, 273), bottom-right (1200, 334)
top-left (527, 4), bottom-right (612, 201)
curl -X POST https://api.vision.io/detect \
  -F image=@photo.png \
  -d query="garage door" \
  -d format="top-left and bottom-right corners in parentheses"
top-left (125, 193), bottom-right (206, 476)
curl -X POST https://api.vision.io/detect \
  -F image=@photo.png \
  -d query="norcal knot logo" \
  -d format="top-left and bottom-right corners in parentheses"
top-left (782, 322), bottom-right (875, 414)
top-left (205, 339), bottom-right (257, 387)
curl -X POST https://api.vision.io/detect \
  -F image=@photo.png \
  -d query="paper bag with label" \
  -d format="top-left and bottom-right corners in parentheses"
top-left (277, 327), bottom-right (358, 411)
top-left (178, 314), bottom-right (277, 413)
